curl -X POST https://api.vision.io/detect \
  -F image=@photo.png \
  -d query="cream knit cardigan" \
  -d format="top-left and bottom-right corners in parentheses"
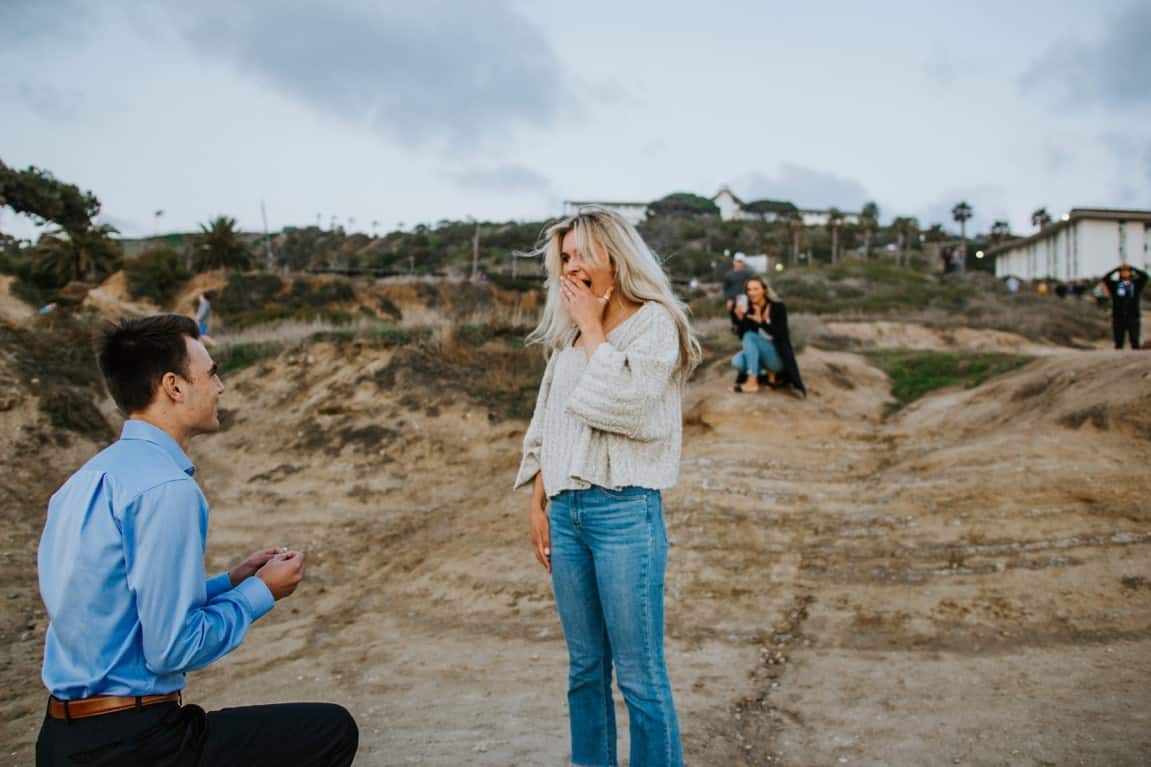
top-left (514, 302), bottom-right (683, 498)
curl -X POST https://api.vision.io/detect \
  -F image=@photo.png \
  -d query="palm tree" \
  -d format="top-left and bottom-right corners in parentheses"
top-left (892, 216), bottom-right (919, 267)
top-left (951, 201), bottom-right (973, 272)
top-left (826, 207), bottom-right (844, 264)
top-left (1031, 207), bottom-right (1052, 230)
top-left (783, 209), bottom-right (804, 265)
top-left (193, 215), bottom-right (251, 272)
top-left (860, 201), bottom-right (880, 259)
top-left (33, 224), bottom-right (122, 286)
top-left (990, 220), bottom-right (1012, 243)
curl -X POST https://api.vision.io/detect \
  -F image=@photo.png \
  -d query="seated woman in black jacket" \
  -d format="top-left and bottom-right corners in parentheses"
top-left (730, 277), bottom-right (807, 397)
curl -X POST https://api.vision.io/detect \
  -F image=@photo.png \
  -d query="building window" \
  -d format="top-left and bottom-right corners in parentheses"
top-left (1118, 221), bottom-right (1127, 263)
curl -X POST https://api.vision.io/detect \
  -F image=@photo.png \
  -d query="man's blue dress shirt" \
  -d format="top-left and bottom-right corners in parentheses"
top-left (38, 420), bottom-right (275, 699)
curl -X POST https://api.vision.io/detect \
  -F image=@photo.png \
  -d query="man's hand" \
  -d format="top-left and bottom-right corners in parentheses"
top-left (256, 550), bottom-right (305, 601)
top-left (229, 548), bottom-right (280, 587)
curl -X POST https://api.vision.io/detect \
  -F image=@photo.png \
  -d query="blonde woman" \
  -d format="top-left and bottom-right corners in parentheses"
top-left (515, 207), bottom-right (700, 767)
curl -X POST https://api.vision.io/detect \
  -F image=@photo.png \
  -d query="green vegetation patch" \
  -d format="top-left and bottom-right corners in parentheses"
top-left (864, 349), bottom-right (1032, 412)
top-left (310, 323), bottom-right (421, 346)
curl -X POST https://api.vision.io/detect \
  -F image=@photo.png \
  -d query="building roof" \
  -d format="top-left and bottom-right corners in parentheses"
top-left (987, 207), bottom-right (1151, 258)
top-left (564, 200), bottom-right (650, 208)
top-left (712, 186), bottom-right (745, 205)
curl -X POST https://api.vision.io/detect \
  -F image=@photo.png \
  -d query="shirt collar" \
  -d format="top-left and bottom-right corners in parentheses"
top-left (120, 420), bottom-right (196, 477)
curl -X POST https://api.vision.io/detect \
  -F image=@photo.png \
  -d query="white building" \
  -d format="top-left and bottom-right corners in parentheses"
top-left (562, 200), bottom-right (650, 226)
top-left (563, 188), bottom-right (864, 228)
top-left (990, 208), bottom-right (1151, 281)
top-left (712, 186), bottom-right (860, 226)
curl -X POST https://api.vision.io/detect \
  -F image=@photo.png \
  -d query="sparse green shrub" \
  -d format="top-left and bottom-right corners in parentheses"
top-left (38, 386), bottom-right (111, 439)
top-left (288, 279), bottom-right (355, 306)
top-left (216, 273), bottom-right (284, 315)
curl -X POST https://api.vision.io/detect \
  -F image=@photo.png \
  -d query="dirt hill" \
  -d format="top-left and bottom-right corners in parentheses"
top-left (1, 306), bottom-right (1149, 764)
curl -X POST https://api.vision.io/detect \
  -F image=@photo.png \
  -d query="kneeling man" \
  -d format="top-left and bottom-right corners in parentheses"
top-left (36, 315), bottom-right (358, 766)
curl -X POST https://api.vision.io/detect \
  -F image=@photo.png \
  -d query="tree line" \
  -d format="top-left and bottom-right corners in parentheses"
top-left (3, 163), bottom-right (1036, 307)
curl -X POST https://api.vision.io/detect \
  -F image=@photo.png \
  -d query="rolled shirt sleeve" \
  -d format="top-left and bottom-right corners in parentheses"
top-left (122, 480), bottom-right (274, 675)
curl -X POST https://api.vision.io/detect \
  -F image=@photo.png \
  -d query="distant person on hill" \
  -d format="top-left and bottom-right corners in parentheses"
top-left (35, 315), bottom-right (357, 766)
top-left (194, 292), bottom-right (214, 345)
top-left (1102, 263), bottom-right (1148, 349)
top-left (516, 206), bottom-right (700, 767)
top-left (723, 252), bottom-right (751, 311)
top-left (1005, 276), bottom-right (1020, 295)
top-left (729, 277), bottom-right (807, 397)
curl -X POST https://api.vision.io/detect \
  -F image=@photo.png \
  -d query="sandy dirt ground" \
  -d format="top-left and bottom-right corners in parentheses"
top-left (2, 323), bottom-right (1150, 766)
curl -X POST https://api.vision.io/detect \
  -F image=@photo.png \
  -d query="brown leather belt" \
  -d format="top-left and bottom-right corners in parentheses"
top-left (49, 692), bottom-right (182, 720)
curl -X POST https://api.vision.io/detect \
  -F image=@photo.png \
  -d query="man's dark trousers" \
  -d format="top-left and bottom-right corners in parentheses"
top-left (36, 700), bottom-right (358, 766)
top-left (1114, 315), bottom-right (1142, 349)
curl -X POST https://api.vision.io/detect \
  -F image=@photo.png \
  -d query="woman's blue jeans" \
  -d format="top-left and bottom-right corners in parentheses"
top-left (548, 486), bottom-right (682, 767)
top-left (731, 331), bottom-right (783, 376)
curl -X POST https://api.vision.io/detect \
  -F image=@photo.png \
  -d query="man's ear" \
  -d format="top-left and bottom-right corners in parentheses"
top-left (158, 371), bottom-right (183, 403)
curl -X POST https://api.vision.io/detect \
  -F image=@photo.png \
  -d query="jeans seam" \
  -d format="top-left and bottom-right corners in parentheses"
top-left (601, 625), bottom-right (613, 767)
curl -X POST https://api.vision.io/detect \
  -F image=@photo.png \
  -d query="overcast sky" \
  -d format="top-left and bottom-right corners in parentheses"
top-left (2, 0), bottom-right (1149, 241)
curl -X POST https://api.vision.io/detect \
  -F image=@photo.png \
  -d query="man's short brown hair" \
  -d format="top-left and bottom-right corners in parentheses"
top-left (97, 315), bottom-right (200, 414)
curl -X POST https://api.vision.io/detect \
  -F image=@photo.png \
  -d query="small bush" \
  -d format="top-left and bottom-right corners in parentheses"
top-left (288, 279), bottom-right (355, 306)
top-left (216, 273), bottom-right (284, 315)
top-left (124, 247), bottom-right (190, 305)
top-left (38, 386), bottom-right (112, 439)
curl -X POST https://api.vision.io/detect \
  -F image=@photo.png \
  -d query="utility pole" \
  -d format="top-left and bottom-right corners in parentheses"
top-left (260, 200), bottom-right (273, 270)
top-left (471, 218), bottom-right (480, 280)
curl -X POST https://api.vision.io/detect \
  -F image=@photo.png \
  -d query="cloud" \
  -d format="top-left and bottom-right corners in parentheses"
top-left (0, 0), bottom-right (93, 46)
top-left (160, 1), bottom-right (571, 152)
top-left (734, 163), bottom-right (872, 211)
top-left (1099, 131), bottom-right (1151, 205)
top-left (1020, 2), bottom-right (1151, 111)
top-left (1, 81), bottom-right (84, 121)
top-left (447, 164), bottom-right (552, 194)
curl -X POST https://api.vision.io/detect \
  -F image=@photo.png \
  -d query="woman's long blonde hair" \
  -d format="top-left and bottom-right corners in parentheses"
top-left (525, 205), bottom-right (702, 383)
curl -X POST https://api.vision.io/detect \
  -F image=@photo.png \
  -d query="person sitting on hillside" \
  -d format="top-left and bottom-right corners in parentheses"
top-left (722, 252), bottom-right (751, 311)
top-left (730, 277), bottom-right (806, 397)
top-left (1102, 263), bottom-right (1148, 349)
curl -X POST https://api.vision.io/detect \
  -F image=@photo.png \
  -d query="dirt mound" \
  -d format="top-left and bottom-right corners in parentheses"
top-left (82, 271), bottom-right (162, 318)
top-left (819, 320), bottom-right (1062, 354)
top-left (0, 276), bottom-right (36, 325)
top-left (894, 350), bottom-right (1151, 442)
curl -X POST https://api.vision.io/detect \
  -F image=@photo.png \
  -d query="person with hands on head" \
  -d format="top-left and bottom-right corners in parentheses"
top-left (1102, 263), bottom-right (1148, 349)
top-left (35, 314), bottom-right (356, 767)
top-left (729, 276), bottom-right (807, 397)
top-left (517, 206), bottom-right (701, 767)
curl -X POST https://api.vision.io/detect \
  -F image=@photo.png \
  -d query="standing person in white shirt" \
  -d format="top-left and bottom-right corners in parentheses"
top-left (515, 206), bottom-right (701, 767)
